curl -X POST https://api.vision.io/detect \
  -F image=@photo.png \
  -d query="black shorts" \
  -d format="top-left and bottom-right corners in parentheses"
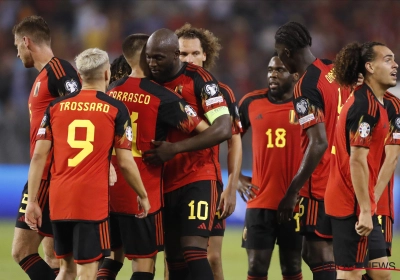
top-left (164, 180), bottom-right (219, 237)
top-left (241, 208), bottom-right (302, 250)
top-left (378, 215), bottom-right (393, 257)
top-left (331, 215), bottom-right (386, 270)
top-left (298, 196), bottom-right (332, 240)
top-left (52, 220), bottom-right (111, 264)
top-left (15, 180), bottom-right (52, 236)
top-left (210, 183), bottom-right (225, 237)
top-left (110, 211), bottom-right (164, 259)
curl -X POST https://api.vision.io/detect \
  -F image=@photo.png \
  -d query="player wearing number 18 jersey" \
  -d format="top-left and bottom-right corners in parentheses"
top-left (239, 56), bottom-right (303, 280)
top-left (25, 48), bottom-right (149, 280)
top-left (275, 22), bottom-right (350, 280)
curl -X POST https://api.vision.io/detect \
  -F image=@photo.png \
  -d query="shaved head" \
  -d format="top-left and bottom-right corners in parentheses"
top-left (146, 28), bottom-right (183, 83)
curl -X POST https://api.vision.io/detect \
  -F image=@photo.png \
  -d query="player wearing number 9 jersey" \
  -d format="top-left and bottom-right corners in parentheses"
top-left (25, 48), bottom-right (149, 280)
top-left (275, 22), bottom-right (350, 280)
top-left (238, 55), bottom-right (303, 280)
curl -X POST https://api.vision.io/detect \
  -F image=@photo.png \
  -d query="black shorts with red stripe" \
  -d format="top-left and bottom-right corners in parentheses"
top-left (210, 183), bottom-right (225, 236)
top-left (15, 180), bottom-right (52, 236)
top-left (52, 220), bottom-right (110, 264)
top-left (298, 196), bottom-right (332, 240)
top-left (378, 215), bottom-right (393, 257)
top-left (109, 211), bottom-right (164, 259)
top-left (164, 180), bottom-right (219, 237)
top-left (331, 215), bottom-right (386, 269)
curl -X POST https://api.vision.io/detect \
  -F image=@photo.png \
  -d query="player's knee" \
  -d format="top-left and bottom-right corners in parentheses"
top-left (368, 271), bottom-right (391, 280)
top-left (280, 259), bottom-right (302, 275)
top-left (11, 243), bottom-right (32, 263)
top-left (248, 255), bottom-right (268, 275)
top-left (207, 251), bottom-right (222, 267)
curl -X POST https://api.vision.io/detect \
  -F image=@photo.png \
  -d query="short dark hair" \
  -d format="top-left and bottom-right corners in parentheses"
top-left (12, 15), bottom-right (51, 45)
top-left (110, 55), bottom-right (131, 84)
top-left (175, 23), bottom-right (221, 70)
top-left (122, 34), bottom-right (149, 59)
top-left (334, 42), bottom-right (385, 87)
top-left (275, 21), bottom-right (312, 51)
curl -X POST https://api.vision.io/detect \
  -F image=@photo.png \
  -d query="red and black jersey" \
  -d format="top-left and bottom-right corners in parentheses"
top-left (37, 90), bottom-right (132, 222)
top-left (239, 88), bottom-right (302, 209)
top-left (325, 84), bottom-right (389, 218)
top-left (29, 57), bottom-right (81, 180)
top-left (159, 63), bottom-right (230, 193)
top-left (107, 77), bottom-right (201, 215)
top-left (219, 82), bottom-right (242, 135)
top-left (293, 58), bottom-right (350, 200)
top-left (376, 92), bottom-right (400, 220)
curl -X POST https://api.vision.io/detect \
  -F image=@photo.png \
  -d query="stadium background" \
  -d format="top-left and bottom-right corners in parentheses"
top-left (1, 0), bottom-right (400, 279)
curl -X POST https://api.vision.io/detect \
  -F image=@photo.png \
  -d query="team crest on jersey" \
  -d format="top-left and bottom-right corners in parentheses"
top-left (395, 117), bottom-right (400, 130)
top-left (358, 122), bottom-right (370, 138)
top-left (184, 105), bottom-right (197, 117)
top-left (205, 83), bottom-right (219, 96)
top-left (125, 126), bottom-right (133, 142)
top-left (295, 98), bottom-right (308, 115)
top-left (33, 82), bottom-right (41, 97)
top-left (64, 79), bottom-right (79, 94)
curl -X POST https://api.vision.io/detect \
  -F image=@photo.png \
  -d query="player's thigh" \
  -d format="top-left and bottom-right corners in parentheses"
top-left (331, 215), bottom-right (368, 270)
top-left (131, 255), bottom-right (157, 273)
top-left (298, 197), bottom-right (332, 239)
top-left (117, 212), bottom-right (163, 261)
top-left (241, 208), bottom-right (278, 251)
top-left (277, 216), bottom-right (302, 272)
top-left (42, 236), bottom-right (59, 268)
top-left (378, 215), bottom-right (393, 257)
top-left (366, 256), bottom-right (391, 280)
top-left (210, 183), bottom-right (225, 238)
top-left (12, 227), bottom-right (44, 260)
top-left (207, 236), bottom-right (223, 259)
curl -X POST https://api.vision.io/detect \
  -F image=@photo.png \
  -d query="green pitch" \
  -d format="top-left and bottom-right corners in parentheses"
top-left (1, 220), bottom-right (399, 279)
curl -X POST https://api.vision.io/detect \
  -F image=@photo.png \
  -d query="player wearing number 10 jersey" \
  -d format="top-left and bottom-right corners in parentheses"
top-left (275, 22), bottom-right (350, 280)
top-left (239, 55), bottom-right (303, 280)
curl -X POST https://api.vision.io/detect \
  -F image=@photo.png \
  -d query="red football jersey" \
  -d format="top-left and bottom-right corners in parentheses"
top-left (29, 57), bottom-right (81, 180)
top-left (293, 59), bottom-right (350, 200)
top-left (376, 92), bottom-right (400, 219)
top-left (107, 77), bottom-right (201, 215)
top-left (160, 63), bottom-right (230, 193)
top-left (325, 84), bottom-right (389, 218)
top-left (219, 82), bottom-right (242, 135)
top-left (37, 90), bottom-right (132, 222)
top-left (239, 89), bottom-right (302, 209)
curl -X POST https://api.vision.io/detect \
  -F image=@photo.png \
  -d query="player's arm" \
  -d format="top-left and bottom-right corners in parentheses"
top-left (115, 148), bottom-right (150, 218)
top-left (26, 139), bottom-right (52, 231)
top-left (375, 145), bottom-right (400, 202)
top-left (350, 146), bottom-right (373, 236)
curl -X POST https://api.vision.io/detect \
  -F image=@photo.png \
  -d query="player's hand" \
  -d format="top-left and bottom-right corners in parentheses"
top-left (218, 186), bottom-right (236, 219)
top-left (277, 192), bottom-right (297, 224)
top-left (25, 202), bottom-right (42, 232)
top-left (109, 163), bottom-right (117, 186)
top-left (237, 173), bottom-right (258, 202)
top-left (136, 196), bottom-right (151, 219)
top-left (142, 140), bottom-right (177, 166)
top-left (356, 212), bottom-right (373, 236)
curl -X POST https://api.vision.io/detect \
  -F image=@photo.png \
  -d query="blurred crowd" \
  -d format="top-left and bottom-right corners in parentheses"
top-left (1, 0), bottom-right (400, 165)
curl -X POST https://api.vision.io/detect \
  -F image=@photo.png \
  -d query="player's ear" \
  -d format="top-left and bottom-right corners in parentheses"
top-left (23, 36), bottom-right (31, 49)
top-left (293, 72), bottom-right (299, 82)
top-left (284, 48), bottom-right (291, 58)
top-left (174, 49), bottom-right (180, 59)
top-left (365, 62), bottom-right (374, 74)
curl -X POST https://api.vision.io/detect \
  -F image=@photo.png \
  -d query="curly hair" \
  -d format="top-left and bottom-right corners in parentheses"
top-left (334, 42), bottom-right (385, 87)
top-left (175, 23), bottom-right (221, 70)
top-left (110, 55), bottom-right (131, 84)
top-left (275, 21), bottom-right (312, 52)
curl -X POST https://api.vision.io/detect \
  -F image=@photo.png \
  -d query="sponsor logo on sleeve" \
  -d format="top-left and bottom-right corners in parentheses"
top-left (204, 83), bottom-right (219, 97)
top-left (37, 128), bottom-right (46, 136)
top-left (39, 115), bottom-right (47, 128)
top-left (395, 117), bottom-right (400, 130)
top-left (295, 98), bottom-right (308, 115)
top-left (125, 126), bottom-right (133, 141)
top-left (205, 96), bottom-right (223, 106)
top-left (299, 113), bottom-right (315, 125)
top-left (184, 105), bottom-right (197, 117)
top-left (64, 79), bottom-right (79, 94)
top-left (393, 132), bottom-right (400, 139)
top-left (358, 122), bottom-right (371, 138)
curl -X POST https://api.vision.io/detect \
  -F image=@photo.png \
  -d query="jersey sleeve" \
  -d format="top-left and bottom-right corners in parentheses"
top-left (238, 95), bottom-right (252, 133)
top-left (219, 83), bottom-right (242, 134)
top-left (36, 105), bottom-right (53, 141)
top-left (385, 95), bottom-right (400, 145)
top-left (347, 96), bottom-right (379, 148)
top-left (48, 59), bottom-right (81, 97)
top-left (114, 102), bottom-right (133, 150)
top-left (293, 79), bottom-right (325, 130)
top-left (193, 68), bottom-right (230, 124)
